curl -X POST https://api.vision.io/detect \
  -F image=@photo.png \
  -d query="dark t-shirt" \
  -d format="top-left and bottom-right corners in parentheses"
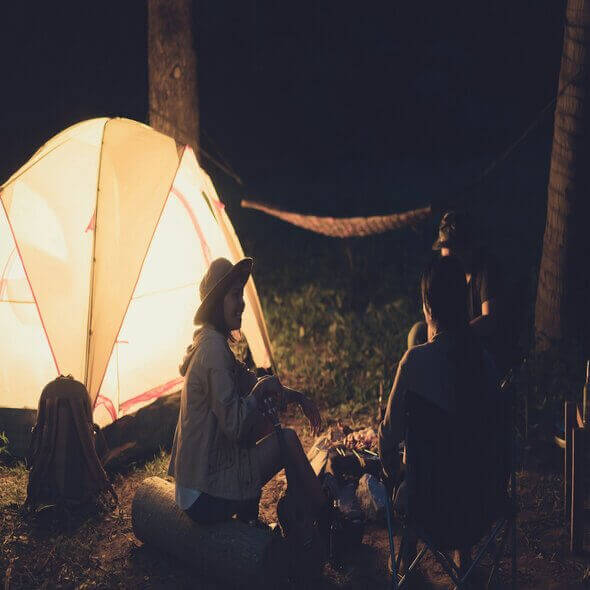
top-left (466, 248), bottom-right (510, 371)
top-left (467, 248), bottom-right (501, 322)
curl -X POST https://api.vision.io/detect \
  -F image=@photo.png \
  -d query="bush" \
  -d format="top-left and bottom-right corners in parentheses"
top-left (262, 280), bottom-right (421, 407)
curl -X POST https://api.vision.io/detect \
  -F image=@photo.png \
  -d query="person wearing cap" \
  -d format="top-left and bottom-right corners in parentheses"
top-left (168, 256), bottom-right (328, 529)
top-left (407, 211), bottom-right (504, 371)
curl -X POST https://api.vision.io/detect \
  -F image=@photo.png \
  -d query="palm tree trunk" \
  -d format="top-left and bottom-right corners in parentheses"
top-left (147, 0), bottom-right (200, 157)
top-left (535, 0), bottom-right (590, 351)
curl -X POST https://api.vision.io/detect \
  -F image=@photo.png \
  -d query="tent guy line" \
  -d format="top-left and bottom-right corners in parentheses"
top-left (148, 106), bottom-right (244, 186)
top-left (130, 282), bottom-right (195, 301)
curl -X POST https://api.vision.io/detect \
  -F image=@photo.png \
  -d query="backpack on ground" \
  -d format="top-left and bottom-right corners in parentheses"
top-left (24, 375), bottom-right (116, 511)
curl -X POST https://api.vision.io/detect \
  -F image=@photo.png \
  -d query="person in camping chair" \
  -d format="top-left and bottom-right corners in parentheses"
top-left (168, 256), bottom-right (329, 530)
top-left (379, 255), bottom-right (500, 572)
top-left (407, 210), bottom-right (508, 372)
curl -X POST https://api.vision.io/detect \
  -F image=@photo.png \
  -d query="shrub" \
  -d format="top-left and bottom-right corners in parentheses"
top-left (262, 281), bottom-right (421, 407)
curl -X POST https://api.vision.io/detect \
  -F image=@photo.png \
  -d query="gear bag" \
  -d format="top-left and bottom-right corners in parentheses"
top-left (25, 375), bottom-right (116, 510)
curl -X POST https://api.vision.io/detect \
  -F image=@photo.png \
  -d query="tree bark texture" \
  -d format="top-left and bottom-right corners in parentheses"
top-left (535, 0), bottom-right (590, 350)
top-left (148, 0), bottom-right (199, 156)
top-left (132, 477), bottom-right (287, 587)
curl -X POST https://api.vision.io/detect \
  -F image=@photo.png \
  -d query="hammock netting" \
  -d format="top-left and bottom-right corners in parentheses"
top-left (241, 199), bottom-right (431, 238)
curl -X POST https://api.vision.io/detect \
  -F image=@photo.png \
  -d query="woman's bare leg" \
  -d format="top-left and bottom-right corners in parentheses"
top-left (256, 428), bottom-right (326, 517)
top-left (251, 413), bottom-right (275, 442)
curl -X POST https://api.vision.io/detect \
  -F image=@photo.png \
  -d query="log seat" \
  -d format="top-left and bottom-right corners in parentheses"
top-left (131, 476), bottom-right (287, 587)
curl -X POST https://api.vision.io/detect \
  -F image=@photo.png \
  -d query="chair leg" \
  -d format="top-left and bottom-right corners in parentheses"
top-left (431, 548), bottom-right (462, 586)
top-left (397, 545), bottom-right (427, 589)
top-left (383, 486), bottom-right (398, 589)
top-left (397, 534), bottom-right (406, 571)
top-left (455, 546), bottom-right (473, 580)
top-left (397, 521), bottom-right (512, 590)
top-left (511, 516), bottom-right (517, 590)
top-left (486, 520), bottom-right (510, 588)
top-left (471, 519), bottom-right (505, 568)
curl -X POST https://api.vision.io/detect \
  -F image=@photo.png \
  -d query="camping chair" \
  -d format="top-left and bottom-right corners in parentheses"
top-left (385, 378), bottom-right (517, 589)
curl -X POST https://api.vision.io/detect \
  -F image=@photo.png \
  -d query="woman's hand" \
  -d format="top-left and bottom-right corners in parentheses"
top-left (299, 395), bottom-right (322, 436)
top-left (251, 375), bottom-right (284, 408)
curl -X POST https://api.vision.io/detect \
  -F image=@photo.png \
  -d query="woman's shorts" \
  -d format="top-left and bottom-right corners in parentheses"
top-left (185, 491), bottom-right (260, 524)
top-left (183, 429), bottom-right (290, 525)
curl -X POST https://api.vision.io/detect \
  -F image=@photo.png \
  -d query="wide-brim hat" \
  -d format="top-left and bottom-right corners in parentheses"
top-left (194, 257), bottom-right (253, 324)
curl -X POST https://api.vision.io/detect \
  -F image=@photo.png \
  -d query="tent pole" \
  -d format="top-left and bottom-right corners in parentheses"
top-left (84, 123), bottom-right (107, 397)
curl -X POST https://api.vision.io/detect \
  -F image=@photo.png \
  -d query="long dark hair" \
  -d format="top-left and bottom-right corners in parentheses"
top-left (198, 282), bottom-right (244, 343)
top-left (199, 295), bottom-right (233, 340)
top-left (421, 255), bottom-right (469, 333)
top-left (421, 256), bottom-right (486, 414)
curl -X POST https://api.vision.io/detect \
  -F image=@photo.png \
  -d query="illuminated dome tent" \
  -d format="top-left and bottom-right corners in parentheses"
top-left (0, 118), bottom-right (273, 428)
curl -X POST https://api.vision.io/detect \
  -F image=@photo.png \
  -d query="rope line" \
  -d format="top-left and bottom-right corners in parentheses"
top-left (449, 65), bottom-right (586, 209)
top-left (148, 107), bottom-right (244, 185)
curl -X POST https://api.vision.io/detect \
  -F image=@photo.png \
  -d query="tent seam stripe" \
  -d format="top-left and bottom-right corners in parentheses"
top-left (0, 195), bottom-right (60, 374)
top-left (171, 186), bottom-right (212, 265)
top-left (118, 377), bottom-right (183, 414)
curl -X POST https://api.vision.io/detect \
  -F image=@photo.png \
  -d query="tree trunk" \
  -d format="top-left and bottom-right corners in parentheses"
top-left (147, 0), bottom-right (200, 157)
top-left (132, 477), bottom-right (287, 587)
top-left (535, 0), bottom-right (590, 351)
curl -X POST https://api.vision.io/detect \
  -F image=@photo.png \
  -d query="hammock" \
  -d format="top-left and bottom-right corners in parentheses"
top-left (241, 199), bottom-right (431, 238)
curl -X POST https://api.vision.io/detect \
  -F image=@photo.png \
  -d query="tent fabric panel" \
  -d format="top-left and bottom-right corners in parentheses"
top-left (241, 280), bottom-right (273, 369)
top-left (91, 147), bottom-right (272, 424)
top-left (1, 118), bottom-right (108, 190)
top-left (0, 203), bottom-right (56, 408)
top-left (178, 149), bottom-right (272, 368)
top-left (87, 118), bottom-right (180, 404)
top-left (171, 148), bottom-right (234, 264)
top-left (0, 117), bottom-right (273, 423)
top-left (198, 163), bottom-right (273, 369)
top-left (92, 148), bottom-right (227, 422)
top-left (103, 192), bottom-right (210, 418)
top-left (0, 123), bottom-right (104, 382)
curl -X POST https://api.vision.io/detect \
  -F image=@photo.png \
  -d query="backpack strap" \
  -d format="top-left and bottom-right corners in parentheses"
top-left (68, 397), bottom-right (118, 504)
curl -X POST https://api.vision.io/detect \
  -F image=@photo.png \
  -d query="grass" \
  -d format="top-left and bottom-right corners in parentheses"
top-left (136, 448), bottom-right (171, 480)
top-left (263, 281), bottom-right (419, 405)
top-left (0, 430), bottom-right (28, 507)
top-left (0, 462), bottom-right (28, 507)
top-left (248, 224), bottom-right (429, 409)
top-left (0, 430), bottom-right (9, 455)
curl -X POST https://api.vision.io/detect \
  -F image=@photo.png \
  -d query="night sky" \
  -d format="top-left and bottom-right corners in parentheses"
top-left (1, 1), bottom-right (565, 219)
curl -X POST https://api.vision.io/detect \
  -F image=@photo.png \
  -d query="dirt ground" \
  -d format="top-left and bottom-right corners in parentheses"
top-left (2, 411), bottom-right (590, 589)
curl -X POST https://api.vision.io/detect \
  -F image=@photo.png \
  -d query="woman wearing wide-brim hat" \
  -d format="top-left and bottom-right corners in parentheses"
top-left (168, 256), bottom-right (328, 530)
